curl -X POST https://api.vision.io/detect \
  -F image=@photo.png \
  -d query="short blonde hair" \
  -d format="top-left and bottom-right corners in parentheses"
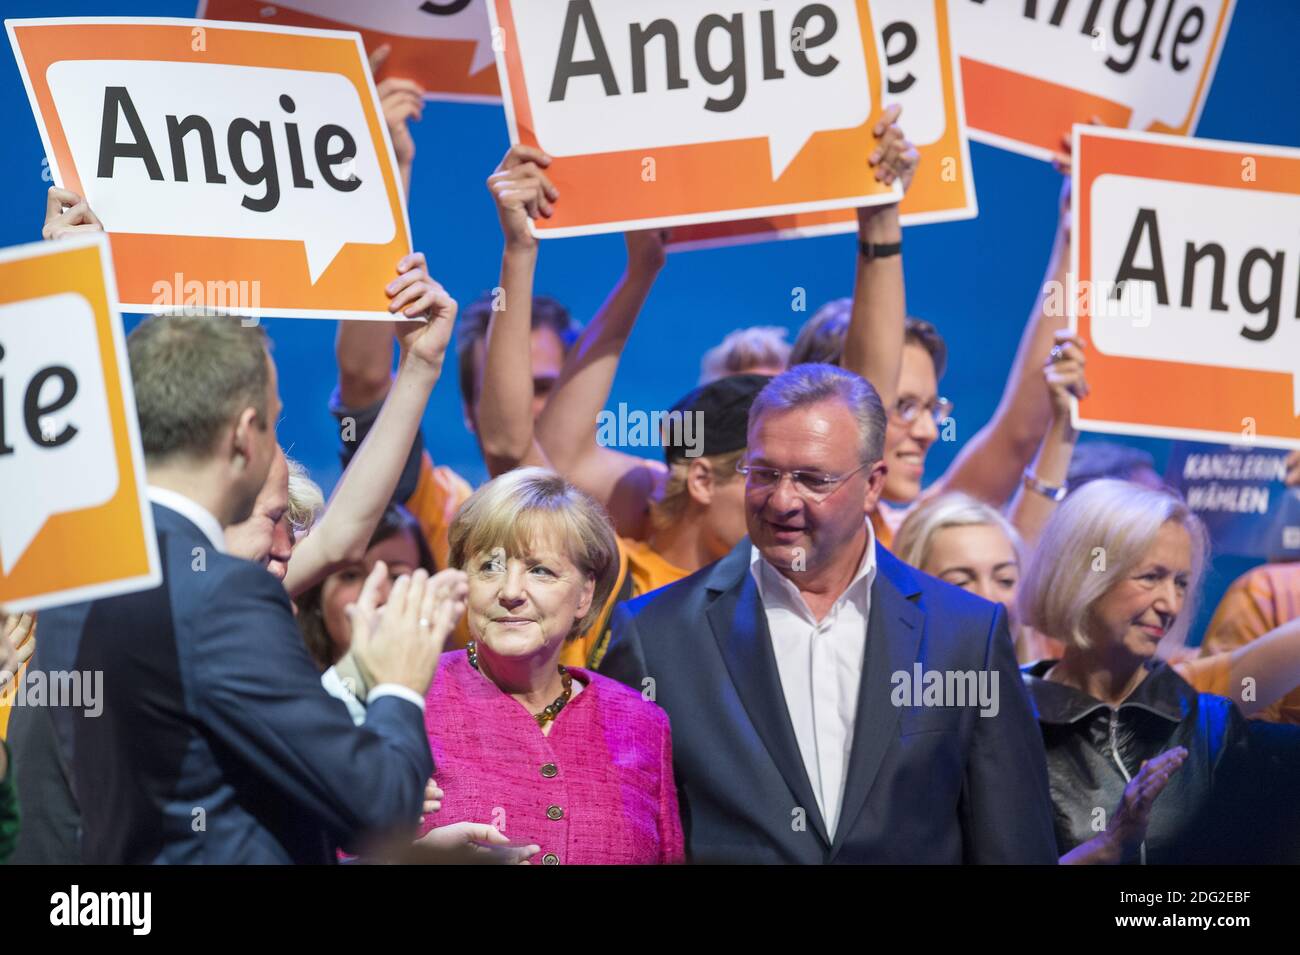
top-left (649, 448), bottom-right (745, 533)
top-left (893, 492), bottom-right (1023, 571)
top-left (286, 457), bottom-right (325, 535)
top-left (1017, 479), bottom-right (1209, 651)
top-left (448, 468), bottom-right (619, 640)
top-left (699, 326), bottom-right (791, 384)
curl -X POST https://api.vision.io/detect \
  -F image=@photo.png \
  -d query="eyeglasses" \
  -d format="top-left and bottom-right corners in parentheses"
top-left (891, 396), bottom-right (954, 427)
top-left (736, 461), bottom-right (872, 502)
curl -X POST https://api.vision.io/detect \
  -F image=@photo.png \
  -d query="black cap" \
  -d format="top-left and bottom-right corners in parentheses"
top-left (663, 373), bottom-right (773, 465)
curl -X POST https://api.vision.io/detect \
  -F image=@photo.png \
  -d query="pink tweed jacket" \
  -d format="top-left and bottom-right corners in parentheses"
top-left (421, 650), bottom-right (684, 865)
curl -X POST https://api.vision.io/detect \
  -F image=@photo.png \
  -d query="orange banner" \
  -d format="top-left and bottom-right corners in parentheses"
top-left (0, 234), bottom-right (159, 612)
top-left (198, 0), bottom-right (501, 103)
top-left (953, 0), bottom-right (1236, 160)
top-left (669, 0), bottom-right (975, 252)
top-left (8, 17), bottom-right (412, 319)
top-left (1071, 126), bottom-right (1300, 449)
top-left (488, 0), bottom-right (902, 238)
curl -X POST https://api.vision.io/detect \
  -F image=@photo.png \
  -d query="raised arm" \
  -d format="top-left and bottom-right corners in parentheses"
top-left (1007, 330), bottom-right (1086, 549)
top-left (841, 104), bottom-right (917, 411)
top-left (1223, 619), bottom-right (1300, 719)
top-left (933, 134), bottom-right (1079, 506)
top-left (532, 232), bottom-right (669, 538)
top-left (475, 145), bottom-right (557, 475)
top-left (284, 255), bottom-right (456, 597)
top-left (370, 44), bottom-right (423, 197)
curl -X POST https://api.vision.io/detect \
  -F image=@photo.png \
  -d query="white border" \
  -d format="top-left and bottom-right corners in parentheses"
top-left (5, 16), bottom-right (412, 321)
top-left (964, 0), bottom-right (1238, 162)
top-left (0, 232), bottom-right (163, 613)
top-left (1068, 122), bottom-right (1300, 450)
top-left (485, 0), bottom-right (905, 240)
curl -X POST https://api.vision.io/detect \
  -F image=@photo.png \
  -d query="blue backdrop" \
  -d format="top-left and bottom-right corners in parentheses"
top-left (3, 0), bottom-right (1297, 641)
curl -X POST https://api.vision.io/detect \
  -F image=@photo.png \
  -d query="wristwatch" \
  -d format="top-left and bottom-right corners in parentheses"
top-left (858, 239), bottom-right (902, 261)
top-left (1023, 470), bottom-right (1068, 502)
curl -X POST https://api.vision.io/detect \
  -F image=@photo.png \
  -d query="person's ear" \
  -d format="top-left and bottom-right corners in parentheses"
top-left (230, 407), bottom-right (260, 470)
top-left (862, 461), bottom-right (888, 515)
top-left (686, 458), bottom-right (714, 506)
top-left (574, 575), bottom-right (595, 622)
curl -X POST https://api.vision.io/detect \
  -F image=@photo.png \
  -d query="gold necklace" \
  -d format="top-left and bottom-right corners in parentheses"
top-left (467, 640), bottom-right (573, 727)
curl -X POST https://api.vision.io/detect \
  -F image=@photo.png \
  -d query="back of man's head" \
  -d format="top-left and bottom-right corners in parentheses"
top-left (128, 316), bottom-right (270, 465)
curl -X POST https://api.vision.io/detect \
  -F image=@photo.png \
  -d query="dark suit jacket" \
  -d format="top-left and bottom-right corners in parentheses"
top-left (600, 538), bottom-right (1058, 864)
top-left (32, 502), bottom-right (431, 864)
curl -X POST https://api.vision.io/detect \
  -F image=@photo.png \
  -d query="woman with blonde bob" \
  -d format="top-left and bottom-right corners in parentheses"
top-left (419, 467), bottom-right (684, 865)
top-left (893, 492), bottom-right (1065, 663)
top-left (1017, 479), bottom-right (1300, 864)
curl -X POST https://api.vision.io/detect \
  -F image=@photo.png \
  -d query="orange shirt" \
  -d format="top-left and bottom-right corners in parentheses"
top-left (870, 508), bottom-right (893, 550)
top-left (561, 537), bottom-right (690, 671)
top-left (403, 451), bottom-right (475, 648)
top-left (1201, 563), bottom-right (1300, 656)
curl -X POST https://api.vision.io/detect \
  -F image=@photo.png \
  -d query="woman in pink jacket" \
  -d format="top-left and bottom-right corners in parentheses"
top-left (420, 468), bottom-right (683, 865)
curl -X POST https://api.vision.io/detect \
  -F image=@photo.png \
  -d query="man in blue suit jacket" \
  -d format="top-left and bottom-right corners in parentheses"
top-left (601, 365), bottom-right (1058, 864)
top-left (49, 316), bottom-right (445, 864)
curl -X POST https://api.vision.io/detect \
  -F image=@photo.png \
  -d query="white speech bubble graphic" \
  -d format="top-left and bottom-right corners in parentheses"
top-left (952, 0), bottom-right (1232, 135)
top-left (868, 0), bottom-right (943, 146)
top-left (269, 0), bottom-right (498, 75)
top-left (47, 59), bottom-right (396, 285)
top-left (0, 293), bottom-right (117, 574)
top-left (506, 0), bottom-right (874, 179)
top-left (1088, 174), bottom-right (1300, 415)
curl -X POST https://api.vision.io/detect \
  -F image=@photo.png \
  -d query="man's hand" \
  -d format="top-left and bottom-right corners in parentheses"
top-left (369, 44), bottom-right (423, 185)
top-left (624, 228), bottom-right (669, 278)
top-left (347, 563), bottom-right (469, 696)
top-left (410, 822), bottom-right (539, 865)
top-left (858, 104), bottom-right (918, 242)
top-left (42, 187), bottom-right (103, 241)
top-left (390, 252), bottom-right (458, 371)
top-left (1044, 330), bottom-right (1089, 423)
top-left (487, 145), bottom-right (559, 251)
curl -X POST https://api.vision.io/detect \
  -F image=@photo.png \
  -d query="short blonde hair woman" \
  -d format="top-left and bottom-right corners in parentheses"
top-left (1018, 479), bottom-right (1208, 653)
top-left (423, 468), bottom-right (684, 865)
top-left (1014, 479), bottom-right (1297, 864)
top-left (894, 493), bottom-right (1062, 663)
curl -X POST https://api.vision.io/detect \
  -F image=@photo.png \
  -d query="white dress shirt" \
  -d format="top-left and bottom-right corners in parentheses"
top-left (750, 522), bottom-right (876, 838)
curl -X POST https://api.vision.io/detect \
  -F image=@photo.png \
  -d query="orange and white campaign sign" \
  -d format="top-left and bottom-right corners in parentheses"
top-left (488, 0), bottom-right (902, 238)
top-left (198, 0), bottom-right (500, 103)
top-left (669, 0), bottom-right (975, 252)
top-left (1070, 125), bottom-right (1300, 450)
top-left (953, 0), bottom-right (1236, 161)
top-left (0, 234), bottom-right (159, 613)
top-left (6, 17), bottom-right (412, 320)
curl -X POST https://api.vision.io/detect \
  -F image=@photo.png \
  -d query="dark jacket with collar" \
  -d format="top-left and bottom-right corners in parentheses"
top-left (1023, 659), bottom-right (1300, 864)
top-left (600, 537), bottom-right (1058, 864)
top-left (26, 503), bottom-right (432, 864)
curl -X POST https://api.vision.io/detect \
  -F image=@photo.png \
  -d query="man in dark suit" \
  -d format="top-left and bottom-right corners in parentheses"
top-left (38, 315), bottom-right (454, 863)
top-left (601, 365), bottom-right (1058, 863)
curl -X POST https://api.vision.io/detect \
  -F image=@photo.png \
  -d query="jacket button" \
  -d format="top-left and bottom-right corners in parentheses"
top-left (542, 853), bottom-right (560, 865)
top-left (546, 805), bottom-right (564, 821)
top-left (540, 763), bottom-right (558, 778)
